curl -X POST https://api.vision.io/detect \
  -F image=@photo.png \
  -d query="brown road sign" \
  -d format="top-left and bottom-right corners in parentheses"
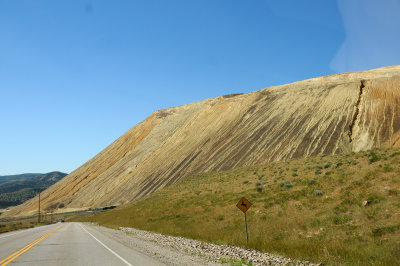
top-left (236, 197), bottom-right (252, 213)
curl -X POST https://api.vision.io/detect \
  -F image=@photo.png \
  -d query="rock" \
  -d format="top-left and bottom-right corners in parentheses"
top-left (120, 226), bottom-right (320, 265)
top-left (363, 200), bottom-right (371, 207)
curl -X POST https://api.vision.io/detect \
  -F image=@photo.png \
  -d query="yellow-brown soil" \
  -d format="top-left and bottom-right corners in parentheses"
top-left (4, 65), bottom-right (400, 217)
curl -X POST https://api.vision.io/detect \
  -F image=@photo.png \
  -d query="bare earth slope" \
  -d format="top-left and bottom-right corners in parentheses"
top-left (5, 65), bottom-right (400, 217)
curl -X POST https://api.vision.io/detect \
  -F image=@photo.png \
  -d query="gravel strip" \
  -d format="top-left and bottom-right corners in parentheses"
top-left (86, 223), bottom-right (220, 265)
top-left (120, 227), bottom-right (320, 266)
top-left (89, 223), bottom-right (320, 265)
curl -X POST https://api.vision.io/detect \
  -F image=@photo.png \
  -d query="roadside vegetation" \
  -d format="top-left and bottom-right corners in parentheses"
top-left (0, 210), bottom-right (95, 234)
top-left (0, 221), bottom-right (52, 234)
top-left (79, 148), bottom-right (400, 265)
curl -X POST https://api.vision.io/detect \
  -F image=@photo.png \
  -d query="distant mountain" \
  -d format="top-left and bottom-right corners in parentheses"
top-left (0, 173), bottom-right (42, 185)
top-left (0, 172), bottom-right (67, 209)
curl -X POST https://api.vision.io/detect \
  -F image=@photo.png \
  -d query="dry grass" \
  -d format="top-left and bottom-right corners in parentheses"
top-left (0, 220), bottom-right (52, 234)
top-left (79, 148), bottom-right (400, 265)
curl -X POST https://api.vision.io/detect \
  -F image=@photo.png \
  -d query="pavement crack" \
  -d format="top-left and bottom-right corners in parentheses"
top-left (348, 80), bottom-right (366, 143)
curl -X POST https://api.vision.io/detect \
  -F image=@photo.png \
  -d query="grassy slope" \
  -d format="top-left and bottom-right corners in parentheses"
top-left (81, 148), bottom-right (400, 265)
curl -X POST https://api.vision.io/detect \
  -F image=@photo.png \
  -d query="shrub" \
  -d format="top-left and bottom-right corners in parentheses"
top-left (292, 173), bottom-right (298, 177)
top-left (383, 164), bottom-right (394, 172)
top-left (312, 189), bottom-right (323, 196)
top-left (315, 167), bottom-right (322, 175)
top-left (256, 187), bottom-right (263, 192)
top-left (389, 151), bottom-right (400, 157)
top-left (339, 168), bottom-right (345, 177)
top-left (372, 224), bottom-right (400, 237)
top-left (367, 193), bottom-right (385, 204)
top-left (368, 151), bottom-right (381, 163)
top-left (331, 214), bottom-right (352, 225)
top-left (309, 179), bottom-right (317, 185)
top-left (322, 162), bottom-right (331, 168)
top-left (280, 181), bottom-right (293, 189)
top-left (335, 161), bottom-right (343, 167)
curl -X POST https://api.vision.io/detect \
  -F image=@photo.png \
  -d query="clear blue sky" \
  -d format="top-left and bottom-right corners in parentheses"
top-left (1, 0), bottom-right (399, 175)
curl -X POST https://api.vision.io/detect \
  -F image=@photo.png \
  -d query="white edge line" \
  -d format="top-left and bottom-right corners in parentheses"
top-left (79, 223), bottom-right (133, 266)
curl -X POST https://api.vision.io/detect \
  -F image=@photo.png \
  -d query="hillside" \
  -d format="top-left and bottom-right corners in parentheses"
top-left (0, 173), bottom-right (41, 185)
top-left (0, 172), bottom-right (67, 209)
top-left (82, 148), bottom-right (400, 265)
top-left (4, 65), bottom-right (400, 217)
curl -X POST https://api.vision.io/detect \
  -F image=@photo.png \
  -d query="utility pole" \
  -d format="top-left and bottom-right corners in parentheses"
top-left (38, 192), bottom-right (40, 223)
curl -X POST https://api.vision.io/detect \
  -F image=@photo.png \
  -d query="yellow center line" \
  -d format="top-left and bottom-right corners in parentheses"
top-left (0, 224), bottom-right (65, 266)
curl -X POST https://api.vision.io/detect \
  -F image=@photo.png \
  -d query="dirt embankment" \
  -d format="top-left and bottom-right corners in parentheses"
top-left (4, 65), bottom-right (400, 217)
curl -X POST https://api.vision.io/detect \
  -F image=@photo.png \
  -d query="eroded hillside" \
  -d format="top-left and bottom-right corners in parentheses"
top-left (4, 65), bottom-right (400, 217)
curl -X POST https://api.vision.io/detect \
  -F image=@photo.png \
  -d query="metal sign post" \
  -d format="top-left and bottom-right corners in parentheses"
top-left (244, 212), bottom-right (249, 242)
top-left (236, 197), bottom-right (252, 243)
top-left (38, 192), bottom-right (41, 223)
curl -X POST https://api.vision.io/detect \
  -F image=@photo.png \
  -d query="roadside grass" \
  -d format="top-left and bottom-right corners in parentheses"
top-left (0, 212), bottom-right (89, 234)
top-left (0, 221), bottom-right (52, 234)
top-left (78, 148), bottom-right (400, 265)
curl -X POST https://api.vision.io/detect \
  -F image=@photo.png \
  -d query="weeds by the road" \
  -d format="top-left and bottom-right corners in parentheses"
top-left (0, 221), bottom-right (52, 234)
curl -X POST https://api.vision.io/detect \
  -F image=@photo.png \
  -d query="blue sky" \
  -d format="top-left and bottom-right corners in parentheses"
top-left (0, 0), bottom-right (399, 174)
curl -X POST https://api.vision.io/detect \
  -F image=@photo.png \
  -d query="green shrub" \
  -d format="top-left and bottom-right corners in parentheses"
top-left (367, 193), bottom-right (386, 204)
top-left (315, 167), bottom-right (322, 175)
top-left (383, 164), bottom-right (394, 172)
top-left (309, 179), bottom-right (317, 185)
top-left (331, 214), bottom-right (352, 225)
top-left (280, 181), bottom-right (293, 189)
top-left (339, 168), bottom-right (345, 177)
top-left (368, 151), bottom-right (381, 163)
top-left (312, 189), bottom-right (323, 196)
top-left (372, 224), bottom-right (400, 237)
top-left (322, 162), bottom-right (331, 168)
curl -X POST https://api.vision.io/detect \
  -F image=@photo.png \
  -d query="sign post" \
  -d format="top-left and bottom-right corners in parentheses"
top-left (38, 192), bottom-right (41, 223)
top-left (236, 197), bottom-right (252, 243)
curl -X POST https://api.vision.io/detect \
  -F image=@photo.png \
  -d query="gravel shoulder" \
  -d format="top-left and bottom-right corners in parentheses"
top-left (86, 223), bottom-right (318, 266)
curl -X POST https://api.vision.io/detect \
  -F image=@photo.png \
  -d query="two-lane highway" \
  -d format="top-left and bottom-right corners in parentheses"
top-left (0, 222), bottom-right (165, 265)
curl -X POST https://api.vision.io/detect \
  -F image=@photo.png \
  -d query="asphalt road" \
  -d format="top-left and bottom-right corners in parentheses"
top-left (0, 222), bottom-right (165, 265)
